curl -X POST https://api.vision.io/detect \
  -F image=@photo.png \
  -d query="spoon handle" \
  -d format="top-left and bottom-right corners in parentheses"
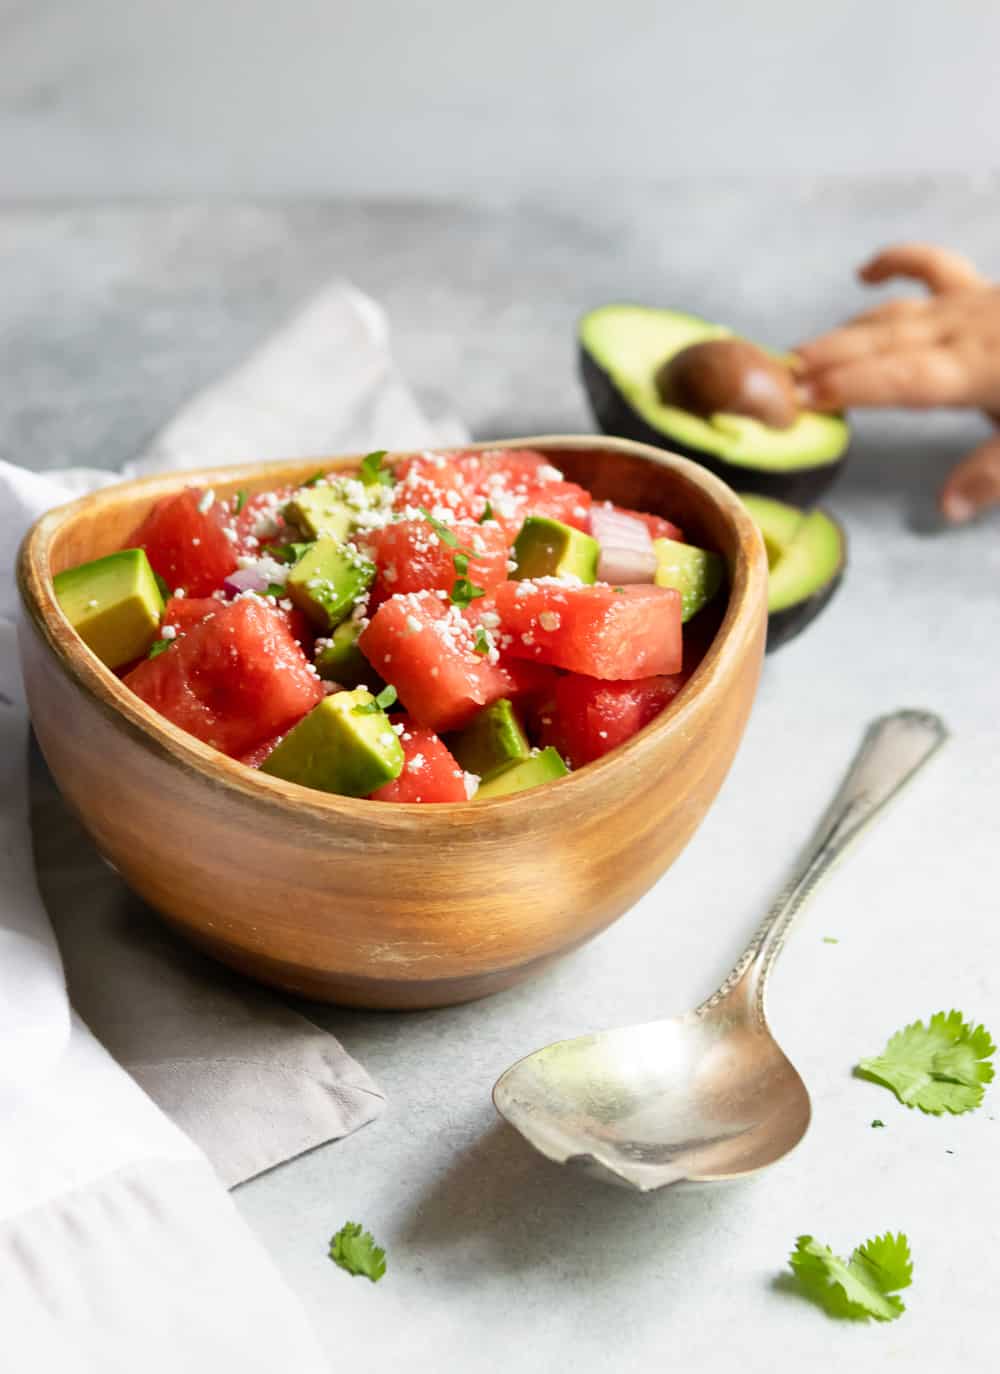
top-left (698, 709), bottom-right (948, 1022)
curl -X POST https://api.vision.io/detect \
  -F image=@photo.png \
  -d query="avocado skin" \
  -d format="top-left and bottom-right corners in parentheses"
top-left (764, 568), bottom-right (844, 652)
top-left (579, 345), bottom-right (848, 507)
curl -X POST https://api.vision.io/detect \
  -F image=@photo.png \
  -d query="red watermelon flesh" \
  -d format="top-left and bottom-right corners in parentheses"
top-left (359, 591), bottom-right (509, 732)
top-left (369, 716), bottom-right (469, 803)
top-left (539, 673), bottom-right (685, 767)
top-left (129, 488), bottom-right (238, 596)
top-left (494, 580), bottom-right (682, 679)
top-left (370, 517), bottom-right (509, 603)
top-left (124, 598), bottom-right (323, 756)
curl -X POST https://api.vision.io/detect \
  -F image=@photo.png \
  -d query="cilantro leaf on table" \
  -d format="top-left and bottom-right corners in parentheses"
top-left (788, 1232), bottom-right (912, 1322)
top-left (328, 1222), bottom-right (386, 1283)
top-left (856, 1011), bottom-right (995, 1115)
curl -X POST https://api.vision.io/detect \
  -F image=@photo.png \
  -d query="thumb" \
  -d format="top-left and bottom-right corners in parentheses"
top-left (939, 432), bottom-right (1000, 524)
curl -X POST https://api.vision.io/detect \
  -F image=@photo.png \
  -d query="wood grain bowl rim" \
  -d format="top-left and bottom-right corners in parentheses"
top-left (17, 435), bottom-right (768, 829)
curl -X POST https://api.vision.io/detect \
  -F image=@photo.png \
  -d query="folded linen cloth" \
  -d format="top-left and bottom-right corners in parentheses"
top-left (0, 282), bottom-right (469, 1367)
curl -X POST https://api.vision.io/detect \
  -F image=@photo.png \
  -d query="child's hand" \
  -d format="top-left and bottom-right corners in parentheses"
top-left (793, 243), bottom-right (1000, 522)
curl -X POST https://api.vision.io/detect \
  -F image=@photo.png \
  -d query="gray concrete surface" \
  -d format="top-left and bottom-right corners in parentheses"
top-left (6, 186), bottom-right (999, 1370)
top-left (2, 2), bottom-right (1000, 197)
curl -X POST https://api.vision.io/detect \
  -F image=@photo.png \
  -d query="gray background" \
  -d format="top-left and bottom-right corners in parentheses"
top-left (2, 0), bottom-right (1000, 197)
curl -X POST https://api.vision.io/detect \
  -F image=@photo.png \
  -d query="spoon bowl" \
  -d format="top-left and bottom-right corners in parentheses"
top-left (495, 710), bottom-right (947, 1190)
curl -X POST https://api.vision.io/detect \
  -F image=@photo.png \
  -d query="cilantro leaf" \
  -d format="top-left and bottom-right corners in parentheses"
top-left (153, 572), bottom-right (172, 602)
top-left (302, 470), bottom-right (327, 487)
top-left (328, 1222), bottom-right (386, 1283)
top-left (263, 541), bottom-right (312, 565)
top-left (478, 500), bottom-right (494, 524)
top-left (451, 577), bottom-right (485, 608)
top-left (264, 583), bottom-right (286, 598)
top-left (416, 505), bottom-right (461, 548)
top-left (856, 1011), bottom-right (995, 1115)
top-left (871, 1119), bottom-right (885, 1128)
top-left (453, 552), bottom-right (469, 576)
top-left (472, 626), bottom-right (490, 655)
top-left (233, 488), bottom-right (248, 514)
top-left (375, 684), bottom-right (397, 710)
top-left (359, 450), bottom-right (393, 487)
top-left (788, 1232), bottom-right (911, 1322)
top-left (147, 638), bottom-right (172, 659)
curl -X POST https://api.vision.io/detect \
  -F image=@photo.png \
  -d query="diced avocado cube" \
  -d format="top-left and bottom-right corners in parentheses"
top-left (652, 538), bottom-right (724, 622)
top-left (315, 619), bottom-right (384, 691)
top-left (286, 539), bottom-right (375, 631)
top-left (284, 485), bottom-right (355, 542)
top-left (260, 689), bottom-right (404, 796)
top-left (474, 746), bottom-right (569, 799)
top-left (53, 548), bottom-right (164, 669)
top-left (512, 516), bottom-right (599, 583)
top-left (448, 698), bottom-right (530, 780)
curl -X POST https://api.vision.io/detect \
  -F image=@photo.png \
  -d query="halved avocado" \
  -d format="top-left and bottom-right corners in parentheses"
top-left (741, 493), bottom-right (846, 651)
top-left (579, 304), bottom-right (850, 505)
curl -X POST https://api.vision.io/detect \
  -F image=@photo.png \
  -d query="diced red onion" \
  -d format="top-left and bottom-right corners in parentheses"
top-left (597, 545), bottom-right (658, 584)
top-left (223, 565), bottom-right (271, 596)
top-left (589, 503), bottom-right (654, 553)
top-left (591, 503), bottom-right (656, 583)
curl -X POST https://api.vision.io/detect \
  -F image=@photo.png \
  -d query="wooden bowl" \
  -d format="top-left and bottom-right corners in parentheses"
top-left (17, 436), bottom-right (768, 1009)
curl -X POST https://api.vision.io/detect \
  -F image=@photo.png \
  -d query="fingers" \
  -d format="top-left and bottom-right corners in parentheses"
top-left (799, 348), bottom-right (972, 411)
top-left (939, 433), bottom-right (1000, 523)
top-left (858, 243), bottom-right (987, 295)
top-left (794, 316), bottom-right (940, 373)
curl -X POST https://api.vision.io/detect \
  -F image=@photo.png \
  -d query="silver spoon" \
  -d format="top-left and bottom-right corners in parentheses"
top-left (493, 709), bottom-right (947, 1192)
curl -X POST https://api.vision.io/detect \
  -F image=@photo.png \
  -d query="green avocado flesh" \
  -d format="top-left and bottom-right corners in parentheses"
top-left (286, 540), bottom-right (375, 631)
top-left (448, 699), bottom-right (531, 780)
top-left (740, 494), bottom-right (805, 566)
top-left (315, 620), bottom-right (383, 690)
top-left (53, 548), bottom-right (164, 669)
top-left (652, 538), bottom-right (724, 622)
top-left (284, 486), bottom-right (354, 542)
top-left (579, 305), bottom-right (848, 471)
top-left (740, 494), bottom-right (843, 612)
top-left (474, 747), bottom-right (569, 799)
top-left (261, 689), bottom-right (403, 796)
top-left (513, 516), bottom-right (599, 583)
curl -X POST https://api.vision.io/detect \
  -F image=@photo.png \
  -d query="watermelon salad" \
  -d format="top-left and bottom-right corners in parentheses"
top-left (52, 449), bottom-right (726, 802)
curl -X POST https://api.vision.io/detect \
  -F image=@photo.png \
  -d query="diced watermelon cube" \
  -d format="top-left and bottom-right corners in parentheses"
top-left (521, 480), bottom-right (593, 532)
top-left (369, 716), bottom-right (469, 803)
top-left (124, 599), bottom-right (323, 756)
top-left (392, 454), bottom-right (478, 520)
top-left (451, 450), bottom-right (591, 538)
top-left (129, 489), bottom-right (238, 596)
top-left (494, 581), bottom-right (682, 679)
top-left (370, 517), bottom-right (508, 603)
top-left (162, 593), bottom-right (313, 652)
top-left (539, 673), bottom-right (685, 767)
top-left (359, 591), bottom-right (509, 732)
top-left (229, 486), bottom-right (294, 556)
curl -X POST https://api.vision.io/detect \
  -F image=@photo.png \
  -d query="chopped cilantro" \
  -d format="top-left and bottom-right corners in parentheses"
top-left (265, 583), bottom-right (285, 598)
top-left (855, 1011), bottom-right (995, 1115)
top-left (613, 586), bottom-right (625, 594)
top-left (787, 1232), bottom-right (911, 1322)
top-left (147, 638), bottom-right (172, 659)
top-left (302, 470), bottom-right (327, 487)
top-left (353, 685), bottom-right (397, 716)
top-left (472, 626), bottom-right (490, 655)
top-left (416, 505), bottom-right (461, 548)
top-left (153, 573), bottom-right (171, 602)
top-left (263, 541), bottom-right (312, 565)
top-left (451, 577), bottom-right (485, 608)
top-left (233, 488), bottom-right (248, 514)
top-left (871, 1119), bottom-right (885, 1129)
top-left (328, 1222), bottom-right (386, 1283)
top-left (822, 936), bottom-right (839, 945)
top-left (478, 500), bottom-right (494, 524)
top-left (453, 552), bottom-right (469, 576)
top-left (359, 449), bottom-right (393, 487)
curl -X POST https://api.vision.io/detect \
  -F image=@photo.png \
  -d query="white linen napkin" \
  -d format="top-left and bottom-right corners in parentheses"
top-left (0, 283), bottom-right (468, 1368)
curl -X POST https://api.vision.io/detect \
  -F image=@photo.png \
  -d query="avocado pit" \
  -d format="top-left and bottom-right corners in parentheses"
top-left (654, 339), bottom-right (799, 430)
